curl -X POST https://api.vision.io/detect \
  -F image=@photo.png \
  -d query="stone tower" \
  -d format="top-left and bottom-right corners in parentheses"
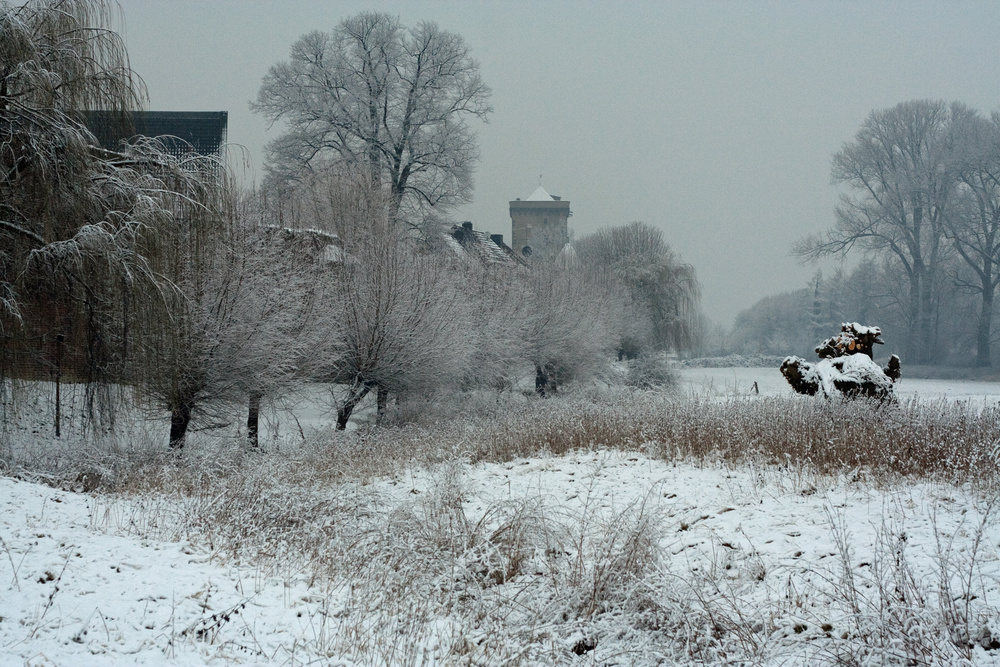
top-left (509, 185), bottom-right (571, 262)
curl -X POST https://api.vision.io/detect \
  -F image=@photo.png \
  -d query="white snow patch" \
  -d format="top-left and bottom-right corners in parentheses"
top-left (3, 452), bottom-right (1000, 664)
top-left (800, 352), bottom-right (894, 398)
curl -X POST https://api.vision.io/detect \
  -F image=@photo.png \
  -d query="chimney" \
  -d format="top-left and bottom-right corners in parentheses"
top-left (490, 233), bottom-right (505, 246)
top-left (462, 221), bottom-right (473, 230)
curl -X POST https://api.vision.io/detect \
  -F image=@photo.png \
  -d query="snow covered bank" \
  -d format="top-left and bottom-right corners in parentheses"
top-left (0, 475), bottom-right (344, 666)
top-left (3, 452), bottom-right (1000, 665)
top-left (5, 372), bottom-right (1000, 663)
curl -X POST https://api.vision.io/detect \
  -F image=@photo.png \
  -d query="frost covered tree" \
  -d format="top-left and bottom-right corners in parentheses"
top-left (729, 288), bottom-right (814, 357)
top-left (324, 228), bottom-right (472, 429)
top-left (575, 222), bottom-right (701, 357)
top-left (797, 100), bottom-right (955, 364)
top-left (252, 11), bottom-right (492, 236)
top-left (1, 0), bottom-right (145, 335)
top-left (942, 105), bottom-right (1000, 366)
top-left (136, 189), bottom-right (327, 448)
top-left (0, 0), bottom-right (212, 423)
top-left (456, 262), bottom-right (530, 391)
top-left (519, 265), bottom-right (613, 396)
top-left (265, 163), bottom-right (393, 241)
top-left (286, 172), bottom-right (472, 429)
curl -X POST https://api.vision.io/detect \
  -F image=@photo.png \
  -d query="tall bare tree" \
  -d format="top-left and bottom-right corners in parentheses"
top-left (252, 11), bottom-right (492, 235)
top-left (797, 100), bottom-right (955, 363)
top-left (939, 104), bottom-right (1000, 366)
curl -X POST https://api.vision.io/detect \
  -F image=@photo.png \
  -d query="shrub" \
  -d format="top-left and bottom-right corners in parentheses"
top-left (624, 354), bottom-right (677, 390)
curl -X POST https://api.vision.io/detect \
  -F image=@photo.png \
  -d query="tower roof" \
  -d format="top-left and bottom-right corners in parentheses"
top-left (525, 185), bottom-right (555, 201)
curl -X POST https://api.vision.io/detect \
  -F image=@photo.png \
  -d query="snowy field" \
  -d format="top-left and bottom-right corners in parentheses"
top-left (3, 369), bottom-right (1000, 665)
top-left (677, 365), bottom-right (1000, 405)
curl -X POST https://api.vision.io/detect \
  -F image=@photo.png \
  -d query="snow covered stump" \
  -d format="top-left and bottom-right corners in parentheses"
top-left (780, 323), bottom-right (901, 400)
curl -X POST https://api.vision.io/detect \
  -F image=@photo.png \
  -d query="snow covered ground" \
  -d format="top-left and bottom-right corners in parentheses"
top-left (4, 452), bottom-right (1000, 665)
top-left (3, 369), bottom-right (1000, 665)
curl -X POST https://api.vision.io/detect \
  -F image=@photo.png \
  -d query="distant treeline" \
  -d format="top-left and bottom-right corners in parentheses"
top-left (709, 100), bottom-right (1000, 368)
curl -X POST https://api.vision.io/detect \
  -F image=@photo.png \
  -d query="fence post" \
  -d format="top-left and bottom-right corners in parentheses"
top-left (55, 333), bottom-right (64, 438)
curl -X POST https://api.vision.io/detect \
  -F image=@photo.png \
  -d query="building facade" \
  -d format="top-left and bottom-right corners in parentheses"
top-left (509, 185), bottom-right (571, 262)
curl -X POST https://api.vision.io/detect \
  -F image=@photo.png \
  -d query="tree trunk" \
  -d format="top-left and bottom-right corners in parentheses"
top-left (918, 269), bottom-right (938, 364)
top-left (376, 385), bottom-right (388, 424)
top-left (905, 270), bottom-right (922, 363)
top-left (54, 334), bottom-right (63, 438)
top-left (535, 363), bottom-right (548, 397)
top-left (337, 381), bottom-right (372, 430)
top-left (246, 391), bottom-right (262, 447)
top-left (169, 399), bottom-right (194, 449)
top-left (977, 285), bottom-right (995, 367)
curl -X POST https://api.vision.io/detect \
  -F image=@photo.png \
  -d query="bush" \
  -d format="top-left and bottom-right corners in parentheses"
top-left (624, 354), bottom-right (677, 390)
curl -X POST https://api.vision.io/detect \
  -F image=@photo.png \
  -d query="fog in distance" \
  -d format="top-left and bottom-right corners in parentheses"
top-left (117, 0), bottom-right (1000, 325)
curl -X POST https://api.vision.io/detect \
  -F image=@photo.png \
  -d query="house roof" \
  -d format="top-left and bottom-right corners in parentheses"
top-left (525, 185), bottom-right (555, 201)
top-left (448, 224), bottom-right (522, 265)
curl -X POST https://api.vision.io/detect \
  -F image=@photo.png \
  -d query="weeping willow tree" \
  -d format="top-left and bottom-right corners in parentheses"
top-left (137, 185), bottom-right (336, 448)
top-left (575, 222), bottom-right (702, 358)
top-left (0, 0), bottom-right (217, 430)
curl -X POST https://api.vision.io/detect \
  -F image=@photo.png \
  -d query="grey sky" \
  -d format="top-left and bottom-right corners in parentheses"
top-left (118, 1), bottom-right (1000, 326)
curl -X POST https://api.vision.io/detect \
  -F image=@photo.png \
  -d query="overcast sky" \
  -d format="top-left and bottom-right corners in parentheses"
top-left (117, 1), bottom-right (1000, 326)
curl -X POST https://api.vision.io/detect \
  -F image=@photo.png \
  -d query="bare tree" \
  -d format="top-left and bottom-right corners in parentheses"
top-left (134, 187), bottom-right (327, 448)
top-left (267, 163), bottom-right (392, 241)
top-left (575, 222), bottom-right (702, 357)
top-left (454, 262), bottom-right (529, 391)
top-left (519, 265), bottom-right (614, 396)
top-left (797, 100), bottom-right (955, 363)
top-left (252, 11), bottom-right (492, 235)
top-left (942, 105), bottom-right (1000, 366)
top-left (322, 225), bottom-right (472, 429)
top-left (282, 171), bottom-right (472, 429)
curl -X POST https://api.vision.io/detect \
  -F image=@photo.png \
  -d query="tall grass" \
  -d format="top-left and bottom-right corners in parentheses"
top-left (6, 388), bottom-right (1000, 664)
top-left (6, 389), bottom-right (1000, 493)
top-left (380, 391), bottom-right (1000, 488)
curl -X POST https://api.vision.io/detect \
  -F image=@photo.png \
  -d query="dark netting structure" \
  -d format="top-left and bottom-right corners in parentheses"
top-left (1, 112), bottom-right (228, 385)
top-left (83, 110), bottom-right (228, 159)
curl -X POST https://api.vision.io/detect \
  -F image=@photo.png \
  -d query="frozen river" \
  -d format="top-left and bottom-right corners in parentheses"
top-left (676, 365), bottom-right (1000, 404)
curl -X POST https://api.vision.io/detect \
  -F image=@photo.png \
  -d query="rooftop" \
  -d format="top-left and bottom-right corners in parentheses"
top-left (525, 185), bottom-right (555, 201)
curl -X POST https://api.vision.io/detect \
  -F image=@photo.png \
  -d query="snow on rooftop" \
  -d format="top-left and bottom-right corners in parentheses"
top-left (525, 185), bottom-right (555, 201)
